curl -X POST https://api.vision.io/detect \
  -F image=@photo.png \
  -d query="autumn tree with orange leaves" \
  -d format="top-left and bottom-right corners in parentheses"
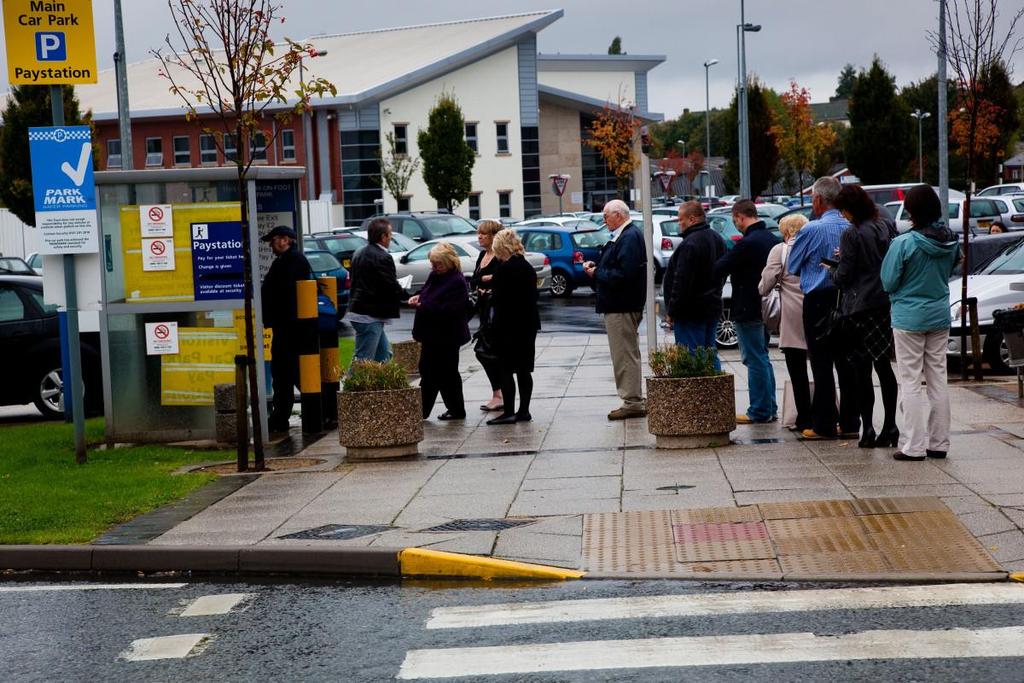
top-left (769, 81), bottom-right (836, 205)
top-left (586, 99), bottom-right (641, 200)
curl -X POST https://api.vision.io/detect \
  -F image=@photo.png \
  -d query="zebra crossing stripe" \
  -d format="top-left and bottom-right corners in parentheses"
top-left (179, 593), bottom-right (252, 617)
top-left (119, 634), bottom-right (210, 662)
top-left (397, 626), bottom-right (1024, 679)
top-left (425, 583), bottom-right (1024, 629)
top-left (0, 583), bottom-right (187, 593)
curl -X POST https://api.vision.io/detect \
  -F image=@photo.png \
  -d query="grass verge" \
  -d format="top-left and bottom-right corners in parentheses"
top-left (0, 418), bottom-right (220, 544)
top-left (339, 336), bottom-right (355, 372)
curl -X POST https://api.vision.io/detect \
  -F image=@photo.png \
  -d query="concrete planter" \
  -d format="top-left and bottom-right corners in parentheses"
top-left (338, 387), bottom-right (423, 460)
top-left (646, 374), bottom-right (736, 449)
top-left (391, 340), bottom-right (421, 376)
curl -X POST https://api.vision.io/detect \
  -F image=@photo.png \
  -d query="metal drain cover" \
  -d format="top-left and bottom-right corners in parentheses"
top-left (421, 519), bottom-right (536, 532)
top-left (278, 524), bottom-right (392, 541)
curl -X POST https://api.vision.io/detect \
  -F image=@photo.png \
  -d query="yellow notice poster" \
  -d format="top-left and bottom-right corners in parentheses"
top-left (233, 309), bottom-right (272, 360)
top-left (121, 202), bottom-right (240, 303)
top-left (160, 327), bottom-right (239, 406)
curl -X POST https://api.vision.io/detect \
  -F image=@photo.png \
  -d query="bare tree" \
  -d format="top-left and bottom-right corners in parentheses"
top-left (377, 132), bottom-right (420, 208)
top-left (153, 0), bottom-right (335, 468)
top-left (930, 0), bottom-right (1022, 379)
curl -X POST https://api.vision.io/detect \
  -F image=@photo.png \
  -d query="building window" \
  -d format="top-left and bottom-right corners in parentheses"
top-left (200, 134), bottom-right (217, 164)
top-left (397, 196), bottom-right (410, 212)
top-left (498, 191), bottom-right (511, 218)
top-left (495, 122), bottom-right (509, 154)
top-left (393, 124), bottom-right (408, 155)
top-left (468, 194), bottom-right (480, 220)
top-left (250, 131), bottom-right (267, 162)
top-left (465, 122), bottom-right (478, 153)
top-left (340, 129), bottom-right (383, 226)
top-left (144, 137), bottom-right (163, 167)
top-left (172, 136), bottom-right (191, 165)
top-left (281, 129), bottom-right (296, 161)
top-left (223, 134), bottom-right (238, 162)
top-left (106, 139), bottom-right (122, 169)
top-left (521, 126), bottom-right (541, 218)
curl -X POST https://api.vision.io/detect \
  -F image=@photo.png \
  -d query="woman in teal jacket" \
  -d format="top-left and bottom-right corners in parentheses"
top-left (880, 185), bottom-right (960, 462)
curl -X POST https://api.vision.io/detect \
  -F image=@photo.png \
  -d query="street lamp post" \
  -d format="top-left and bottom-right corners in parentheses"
top-left (910, 108), bottom-right (932, 183)
top-left (298, 51), bottom-right (327, 234)
top-left (736, 1), bottom-right (761, 199)
top-left (703, 58), bottom-right (718, 198)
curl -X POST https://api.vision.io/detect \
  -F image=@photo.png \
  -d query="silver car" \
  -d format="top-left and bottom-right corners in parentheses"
top-left (394, 236), bottom-right (551, 293)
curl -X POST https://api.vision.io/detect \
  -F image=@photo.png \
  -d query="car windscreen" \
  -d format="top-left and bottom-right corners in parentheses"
top-left (388, 232), bottom-right (417, 252)
top-left (421, 215), bottom-right (476, 236)
top-left (320, 236), bottom-right (366, 253)
top-left (568, 220), bottom-right (603, 231)
top-left (0, 258), bottom-right (35, 275)
top-left (980, 240), bottom-right (1024, 275)
top-left (304, 251), bottom-right (341, 272)
top-left (572, 229), bottom-right (610, 248)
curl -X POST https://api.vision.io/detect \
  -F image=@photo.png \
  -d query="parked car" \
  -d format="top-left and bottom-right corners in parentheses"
top-left (0, 274), bottom-right (102, 418)
top-left (331, 227), bottom-right (419, 258)
top-left (719, 195), bottom-right (740, 205)
top-left (359, 211), bottom-right (477, 243)
top-left (0, 256), bottom-right (37, 275)
top-left (754, 203), bottom-right (789, 219)
top-left (978, 183), bottom-right (1024, 197)
top-left (859, 183), bottom-right (966, 206)
top-left (394, 235), bottom-right (551, 293)
top-left (25, 252), bottom-right (43, 275)
top-left (948, 238), bottom-right (1024, 372)
top-left (305, 233), bottom-right (368, 269)
top-left (990, 195), bottom-right (1024, 229)
top-left (302, 249), bottom-right (350, 319)
top-left (515, 216), bottom-right (603, 231)
top-left (889, 199), bottom-right (1004, 234)
top-left (514, 225), bottom-right (610, 296)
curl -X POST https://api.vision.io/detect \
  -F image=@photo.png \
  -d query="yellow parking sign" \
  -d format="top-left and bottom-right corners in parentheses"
top-left (3, 0), bottom-right (97, 85)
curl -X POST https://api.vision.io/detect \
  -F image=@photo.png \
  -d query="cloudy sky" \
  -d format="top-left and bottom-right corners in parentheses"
top-left (1, 0), bottom-right (1020, 117)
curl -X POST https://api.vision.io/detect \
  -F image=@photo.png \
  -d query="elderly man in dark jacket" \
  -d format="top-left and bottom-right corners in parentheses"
top-left (663, 201), bottom-right (726, 371)
top-left (714, 199), bottom-right (780, 423)
top-left (348, 218), bottom-right (406, 363)
top-left (260, 225), bottom-right (312, 433)
top-left (584, 199), bottom-right (647, 421)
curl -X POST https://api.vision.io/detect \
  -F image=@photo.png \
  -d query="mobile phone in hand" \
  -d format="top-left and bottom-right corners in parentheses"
top-left (820, 257), bottom-right (839, 268)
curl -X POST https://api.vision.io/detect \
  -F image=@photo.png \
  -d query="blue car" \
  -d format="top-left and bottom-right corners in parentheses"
top-left (514, 226), bottom-right (610, 297)
top-left (303, 248), bottom-right (350, 319)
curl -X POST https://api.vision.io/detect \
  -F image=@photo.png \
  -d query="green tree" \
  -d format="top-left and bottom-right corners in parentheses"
top-left (898, 74), bottom-right (965, 184)
top-left (608, 36), bottom-right (623, 55)
top-left (975, 61), bottom-right (1021, 185)
top-left (845, 57), bottom-right (913, 184)
top-left (0, 85), bottom-right (88, 226)
top-left (417, 93), bottom-right (475, 211)
top-left (835, 63), bottom-right (857, 99)
top-left (721, 78), bottom-right (780, 196)
top-left (769, 81), bottom-right (837, 205)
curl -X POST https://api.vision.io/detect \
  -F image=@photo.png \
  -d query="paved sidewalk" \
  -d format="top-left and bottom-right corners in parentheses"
top-left (149, 333), bottom-right (1024, 578)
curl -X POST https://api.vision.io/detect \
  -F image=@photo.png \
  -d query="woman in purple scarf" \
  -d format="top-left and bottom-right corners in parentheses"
top-left (408, 242), bottom-right (470, 420)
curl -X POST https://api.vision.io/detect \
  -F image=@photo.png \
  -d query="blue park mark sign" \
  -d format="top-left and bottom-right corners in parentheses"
top-left (28, 125), bottom-right (98, 254)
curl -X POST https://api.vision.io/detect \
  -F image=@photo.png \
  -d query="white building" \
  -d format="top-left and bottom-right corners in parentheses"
top-left (76, 10), bottom-right (664, 225)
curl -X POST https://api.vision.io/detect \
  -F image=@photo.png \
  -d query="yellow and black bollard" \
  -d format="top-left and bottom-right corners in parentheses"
top-left (296, 279), bottom-right (323, 432)
top-left (318, 275), bottom-right (340, 426)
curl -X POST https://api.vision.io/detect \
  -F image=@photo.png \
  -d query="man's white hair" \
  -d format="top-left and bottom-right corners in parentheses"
top-left (603, 199), bottom-right (631, 219)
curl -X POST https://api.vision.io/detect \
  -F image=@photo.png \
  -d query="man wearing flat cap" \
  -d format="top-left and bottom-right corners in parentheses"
top-left (260, 225), bottom-right (312, 433)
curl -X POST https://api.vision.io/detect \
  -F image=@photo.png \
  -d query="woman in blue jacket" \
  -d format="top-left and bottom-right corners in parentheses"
top-left (880, 185), bottom-right (960, 461)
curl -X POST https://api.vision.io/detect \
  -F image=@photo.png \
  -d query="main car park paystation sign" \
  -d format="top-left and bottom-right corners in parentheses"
top-left (28, 125), bottom-right (99, 254)
top-left (3, 0), bottom-right (98, 84)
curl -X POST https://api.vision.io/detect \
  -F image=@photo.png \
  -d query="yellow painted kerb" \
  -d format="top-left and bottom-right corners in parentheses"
top-left (1010, 572), bottom-right (1024, 583)
top-left (399, 548), bottom-right (584, 580)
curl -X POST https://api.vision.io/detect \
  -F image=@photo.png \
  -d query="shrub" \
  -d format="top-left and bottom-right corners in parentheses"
top-left (649, 344), bottom-right (722, 378)
top-left (343, 360), bottom-right (409, 392)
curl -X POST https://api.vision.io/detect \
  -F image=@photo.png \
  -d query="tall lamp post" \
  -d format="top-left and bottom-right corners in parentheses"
top-left (676, 139), bottom-right (686, 193)
top-left (298, 50), bottom-right (327, 234)
top-left (703, 58), bottom-right (718, 198)
top-left (736, 1), bottom-right (761, 199)
top-left (910, 108), bottom-right (932, 183)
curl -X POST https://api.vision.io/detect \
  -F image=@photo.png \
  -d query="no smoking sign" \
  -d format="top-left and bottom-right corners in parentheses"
top-left (140, 204), bottom-right (173, 237)
top-left (142, 237), bottom-right (175, 271)
top-left (145, 321), bottom-right (179, 355)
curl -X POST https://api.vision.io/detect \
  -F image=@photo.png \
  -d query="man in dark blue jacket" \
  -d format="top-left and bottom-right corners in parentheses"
top-left (663, 201), bottom-right (726, 371)
top-left (714, 200), bottom-right (780, 423)
top-left (585, 199), bottom-right (647, 420)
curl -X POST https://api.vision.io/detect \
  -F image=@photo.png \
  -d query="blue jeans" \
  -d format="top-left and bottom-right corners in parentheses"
top-left (735, 320), bottom-right (777, 421)
top-left (673, 319), bottom-right (721, 372)
top-left (351, 321), bottom-right (392, 363)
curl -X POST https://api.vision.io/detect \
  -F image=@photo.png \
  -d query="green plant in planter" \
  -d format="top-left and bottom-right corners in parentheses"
top-left (343, 360), bottom-right (409, 392)
top-left (649, 344), bottom-right (723, 378)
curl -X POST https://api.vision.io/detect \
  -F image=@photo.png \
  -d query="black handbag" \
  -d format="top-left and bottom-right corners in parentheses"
top-left (473, 323), bottom-right (500, 362)
top-left (813, 289), bottom-right (844, 343)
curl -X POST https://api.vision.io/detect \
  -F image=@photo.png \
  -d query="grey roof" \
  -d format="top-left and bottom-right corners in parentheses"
top-left (66, 11), bottom-right (565, 120)
top-left (537, 54), bottom-right (666, 72)
top-left (539, 84), bottom-right (663, 121)
top-left (810, 98), bottom-right (849, 122)
top-left (1005, 153), bottom-right (1024, 167)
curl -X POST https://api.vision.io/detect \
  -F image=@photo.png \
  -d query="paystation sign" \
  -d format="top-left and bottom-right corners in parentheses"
top-left (2, 0), bottom-right (97, 85)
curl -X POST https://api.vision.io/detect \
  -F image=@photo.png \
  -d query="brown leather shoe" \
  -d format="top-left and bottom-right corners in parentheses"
top-left (608, 405), bottom-right (647, 420)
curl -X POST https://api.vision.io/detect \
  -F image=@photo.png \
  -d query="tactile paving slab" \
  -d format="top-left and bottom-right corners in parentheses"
top-left (849, 496), bottom-right (948, 515)
top-left (673, 521), bottom-right (769, 544)
top-left (767, 517), bottom-right (875, 555)
top-left (758, 500), bottom-right (855, 520)
top-left (672, 506), bottom-right (762, 524)
top-left (779, 551), bottom-right (891, 575)
top-left (582, 510), bottom-right (679, 574)
top-left (677, 559), bottom-right (783, 577)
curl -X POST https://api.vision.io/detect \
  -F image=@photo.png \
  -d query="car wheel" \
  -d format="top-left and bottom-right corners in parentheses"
top-left (716, 310), bottom-right (738, 349)
top-left (984, 330), bottom-right (1012, 374)
top-left (549, 270), bottom-right (573, 297)
top-left (33, 366), bottom-right (65, 419)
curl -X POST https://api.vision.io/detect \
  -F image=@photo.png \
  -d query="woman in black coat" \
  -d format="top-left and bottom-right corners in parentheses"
top-left (408, 242), bottom-right (470, 420)
top-left (486, 230), bottom-right (540, 425)
top-left (832, 184), bottom-right (899, 448)
top-left (470, 220), bottom-right (505, 412)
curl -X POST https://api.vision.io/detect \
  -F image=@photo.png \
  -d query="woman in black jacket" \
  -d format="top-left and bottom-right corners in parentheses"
top-left (470, 220), bottom-right (505, 412)
top-left (408, 242), bottom-right (470, 420)
top-left (832, 185), bottom-right (899, 448)
top-left (486, 230), bottom-right (540, 425)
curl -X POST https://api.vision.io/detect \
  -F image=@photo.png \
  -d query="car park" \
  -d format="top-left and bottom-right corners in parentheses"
top-left (978, 182), bottom-right (1024, 197)
top-left (394, 235), bottom-right (551, 293)
top-left (331, 227), bottom-right (419, 259)
top-left (302, 249), bottom-right (350, 319)
top-left (305, 233), bottom-right (368, 269)
top-left (0, 274), bottom-right (102, 418)
top-left (360, 211), bottom-right (477, 243)
top-left (514, 225), bottom-right (610, 296)
top-left (888, 199), bottom-right (1004, 234)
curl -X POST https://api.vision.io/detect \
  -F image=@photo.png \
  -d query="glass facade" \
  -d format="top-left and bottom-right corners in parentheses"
top-left (521, 126), bottom-right (541, 218)
top-left (341, 129), bottom-right (382, 226)
top-left (580, 113), bottom-right (626, 212)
